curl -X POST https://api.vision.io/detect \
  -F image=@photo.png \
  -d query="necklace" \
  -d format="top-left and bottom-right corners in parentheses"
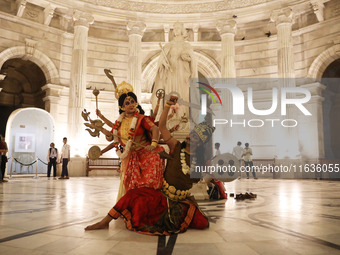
top-left (180, 149), bottom-right (196, 175)
top-left (112, 111), bottom-right (139, 159)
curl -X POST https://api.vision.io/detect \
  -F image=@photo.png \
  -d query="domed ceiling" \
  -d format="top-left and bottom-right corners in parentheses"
top-left (79, 0), bottom-right (269, 14)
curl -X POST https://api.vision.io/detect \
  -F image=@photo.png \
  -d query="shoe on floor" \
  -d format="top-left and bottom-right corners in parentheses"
top-left (65, 176), bottom-right (69, 179)
top-left (249, 192), bottom-right (257, 198)
top-left (2, 179), bottom-right (8, 182)
top-left (59, 177), bottom-right (64, 179)
top-left (53, 177), bottom-right (57, 180)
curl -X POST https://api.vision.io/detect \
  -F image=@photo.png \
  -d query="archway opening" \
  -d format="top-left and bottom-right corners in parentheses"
top-left (5, 108), bottom-right (54, 176)
top-left (0, 58), bottom-right (46, 136)
top-left (322, 58), bottom-right (340, 159)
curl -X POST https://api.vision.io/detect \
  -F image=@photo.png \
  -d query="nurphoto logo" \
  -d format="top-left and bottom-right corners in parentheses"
top-left (198, 82), bottom-right (312, 128)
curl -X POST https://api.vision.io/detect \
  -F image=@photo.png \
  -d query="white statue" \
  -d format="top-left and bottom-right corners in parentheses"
top-left (152, 22), bottom-right (197, 122)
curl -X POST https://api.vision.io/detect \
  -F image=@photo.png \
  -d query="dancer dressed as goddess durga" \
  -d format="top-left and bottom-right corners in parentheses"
top-left (86, 94), bottom-right (215, 235)
top-left (96, 81), bottom-right (165, 200)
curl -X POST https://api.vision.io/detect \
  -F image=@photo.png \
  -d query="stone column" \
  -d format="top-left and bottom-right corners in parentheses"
top-left (271, 8), bottom-right (295, 81)
top-left (68, 11), bottom-right (94, 156)
top-left (299, 83), bottom-right (325, 159)
top-left (216, 20), bottom-right (237, 153)
top-left (271, 8), bottom-right (300, 158)
top-left (127, 21), bottom-right (146, 101)
top-left (42, 84), bottom-right (63, 116)
top-left (216, 20), bottom-right (237, 110)
top-left (217, 20), bottom-right (237, 79)
top-left (193, 24), bottom-right (199, 42)
top-left (163, 24), bottom-right (170, 42)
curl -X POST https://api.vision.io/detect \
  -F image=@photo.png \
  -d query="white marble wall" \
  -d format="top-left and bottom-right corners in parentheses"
top-left (0, 0), bottom-right (340, 175)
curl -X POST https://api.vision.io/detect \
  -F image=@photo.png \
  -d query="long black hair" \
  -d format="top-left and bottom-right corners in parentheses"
top-left (118, 92), bottom-right (145, 115)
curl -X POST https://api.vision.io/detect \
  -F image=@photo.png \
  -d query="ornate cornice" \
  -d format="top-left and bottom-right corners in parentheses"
top-left (82, 0), bottom-right (267, 14)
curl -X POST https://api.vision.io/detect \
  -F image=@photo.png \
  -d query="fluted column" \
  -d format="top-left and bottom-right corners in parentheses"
top-left (68, 11), bottom-right (94, 156)
top-left (216, 20), bottom-right (237, 153)
top-left (163, 24), bottom-right (170, 42)
top-left (217, 20), bottom-right (237, 79)
top-left (299, 83), bottom-right (325, 159)
top-left (216, 20), bottom-right (237, 113)
top-left (271, 8), bottom-right (295, 81)
top-left (271, 8), bottom-right (299, 158)
top-left (127, 21), bottom-right (146, 101)
top-left (193, 24), bottom-right (199, 42)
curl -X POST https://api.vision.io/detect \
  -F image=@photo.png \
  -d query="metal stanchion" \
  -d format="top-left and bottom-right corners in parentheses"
top-left (9, 157), bottom-right (14, 179)
top-left (33, 157), bottom-right (39, 179)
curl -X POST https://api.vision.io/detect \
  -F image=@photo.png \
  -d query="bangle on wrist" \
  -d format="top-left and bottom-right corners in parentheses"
top-left (151, 141), bottom-right (158, 147)
top-left (165, 103), bottom-right (171, 108)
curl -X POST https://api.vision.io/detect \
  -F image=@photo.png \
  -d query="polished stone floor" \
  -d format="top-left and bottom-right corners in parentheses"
top-left (1, 177), bottom-right (340, 255)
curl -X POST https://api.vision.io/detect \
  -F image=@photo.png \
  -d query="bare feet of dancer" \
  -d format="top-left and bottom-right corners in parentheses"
top-left (85, 215), bottom-right (112, 230)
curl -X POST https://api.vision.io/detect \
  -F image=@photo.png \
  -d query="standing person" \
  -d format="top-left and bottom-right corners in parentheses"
top-left (95, 81), bottom-right (165, 200)
top-left (215, 143), bottom-right (221, 157)
top-left (0, 134), bottom-right (8, 183)
top-left (47, 142), bottom-right (58, 180)
top-left (60, 137), bottom-right (70, 179)
top-left (243, 143), bottom-right (257, 179)
top-left (232, 141), bottom-right (244, 163)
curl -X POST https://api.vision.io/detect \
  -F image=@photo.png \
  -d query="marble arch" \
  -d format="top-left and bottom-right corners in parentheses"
top-left (142, 51), bottom-right (221, 93)
top-left (4, 107), bottom-right (55, 175)
top-left (0, 46), bottom-right (60, 84)
top-left (308, 44), bottom-right (340, 79)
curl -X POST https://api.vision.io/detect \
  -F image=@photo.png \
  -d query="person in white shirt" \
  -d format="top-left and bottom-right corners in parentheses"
top-left (232, 141), bottom-right (244, 163)
top-left (242, 143), bottom-right (257, 179)
top-left (47, 142), bottom-right (58, 180)
top-left (214, 143), bottom-right (221, 157)
top-left (60, 137), bottom-right (70, 179)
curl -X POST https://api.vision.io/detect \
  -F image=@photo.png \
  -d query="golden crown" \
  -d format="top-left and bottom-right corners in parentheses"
top-left (115, 81), bottom-right (134, 100)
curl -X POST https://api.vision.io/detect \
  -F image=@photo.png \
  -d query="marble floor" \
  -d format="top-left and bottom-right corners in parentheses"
top-left (1, 177), bottom-right (340, 255)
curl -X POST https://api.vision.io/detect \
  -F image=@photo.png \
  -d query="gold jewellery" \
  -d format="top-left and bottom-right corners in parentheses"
top-left (162, 180), bottom-right (190, 201)
top-left (115, 81), bottom-right (133, 100)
